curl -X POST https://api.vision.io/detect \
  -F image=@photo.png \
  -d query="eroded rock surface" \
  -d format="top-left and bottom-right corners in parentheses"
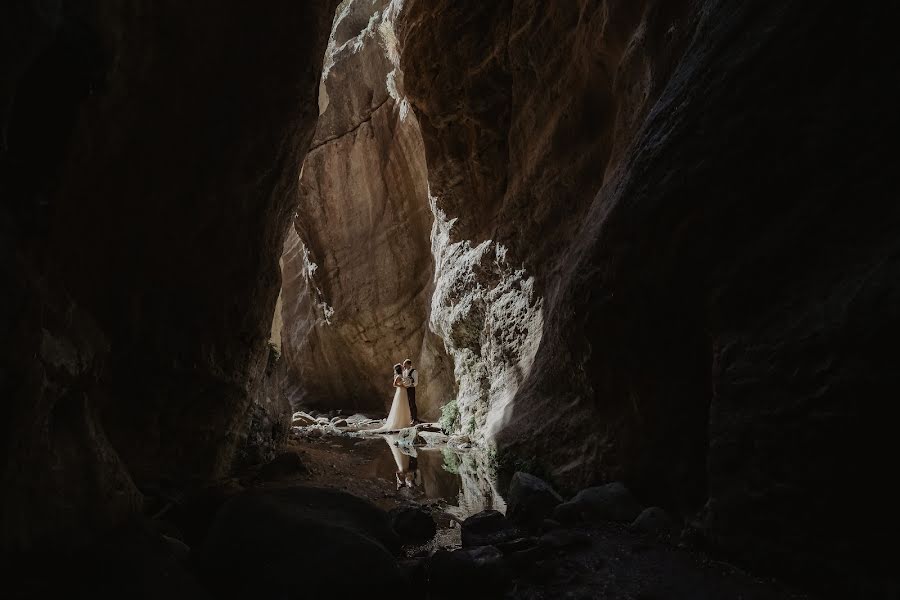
top-left (279, 0), bottom-right (454, 419)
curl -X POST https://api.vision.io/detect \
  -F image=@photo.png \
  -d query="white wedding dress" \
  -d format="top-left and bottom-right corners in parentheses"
top-left (379, 375), bottom-right (411, 431)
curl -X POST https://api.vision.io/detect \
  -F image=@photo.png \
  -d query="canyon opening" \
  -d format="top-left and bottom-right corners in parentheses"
top-left (1, 1), bottom-right (897, 599)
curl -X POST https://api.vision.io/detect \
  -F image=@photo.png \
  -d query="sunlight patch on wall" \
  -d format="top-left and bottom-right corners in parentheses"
top-left (427, 190), bottom-right (544, 441)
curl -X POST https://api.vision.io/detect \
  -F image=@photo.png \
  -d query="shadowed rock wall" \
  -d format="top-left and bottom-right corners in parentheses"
top-left (0, 0), bottom-right (337, 551)
top-left (397, 0), bottom-right (900, 595)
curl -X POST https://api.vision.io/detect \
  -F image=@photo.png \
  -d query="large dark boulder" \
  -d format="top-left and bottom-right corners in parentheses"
top-left (553, 482), bottom-right (643, 524)
top-left (461, 509), bottom-right (521, 548)
top-left (164, 480), bottom-right (245, 548)
top-left (255, 451), bottom-right (310, 482)
top-left (8, 523), bottom-right (208, 600)
top-left (195, 486), bottom-right (404, 597)
top-left (428, 545), bottom-right (509, 598)
top-left (506, 472), bottom-right (564, 530)
top-left (631, 506), bottom-right (676, 537)
top-left (388, 504), bottom-right (436, 544)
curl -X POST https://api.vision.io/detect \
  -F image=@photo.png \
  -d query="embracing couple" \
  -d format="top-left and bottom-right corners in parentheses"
top-left (381, 358), bottom-right (420, 430)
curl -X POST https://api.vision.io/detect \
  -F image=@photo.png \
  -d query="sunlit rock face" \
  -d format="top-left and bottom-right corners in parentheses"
top-left (398, 0), bottom-right (900, 594)
top-left (279, 0), bottom-right (454, 419)
top-left (397, 0), bottom-right (696, 455)
top-left (0, 0), bottom-right (337, 551)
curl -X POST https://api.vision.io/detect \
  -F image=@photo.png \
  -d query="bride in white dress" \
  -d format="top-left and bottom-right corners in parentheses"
top-left (378, 363), bottom-right (411, 431)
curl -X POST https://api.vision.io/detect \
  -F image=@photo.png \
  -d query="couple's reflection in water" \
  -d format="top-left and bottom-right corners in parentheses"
top-left (384, 434), bottom-right (421, 490)
top-left (380, 434), bottom-right (506, 519)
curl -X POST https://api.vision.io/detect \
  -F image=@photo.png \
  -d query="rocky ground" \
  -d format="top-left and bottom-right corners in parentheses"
top-left (10, 406), bottom-right (814, 599)
top-left (227, 408), bottom-right (814, 599)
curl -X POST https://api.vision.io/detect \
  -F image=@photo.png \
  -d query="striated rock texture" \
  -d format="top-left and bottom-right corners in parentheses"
top-left (398, 0), bottom-right (900, 595)
top-left (0, 0), bottom-right (337, 552)
top-left (279, 0), bottom-right (454, 419)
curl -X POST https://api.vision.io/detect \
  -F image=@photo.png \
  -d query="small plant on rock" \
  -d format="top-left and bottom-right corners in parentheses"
top-left (441, 447), bottom-right (460, 474)
top-left (439, 399), bottom-right (459, 432)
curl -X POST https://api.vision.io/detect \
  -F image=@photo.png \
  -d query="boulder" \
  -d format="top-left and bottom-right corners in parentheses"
top-left (503, 545), bottom-right (548, 572)
top-left (461, 510), bottom-right (521, 548)
top-left (418, 431), bottom-right (449, 445)
top-left (398, 557), bottom-right (427, 589)
top-left (389, 504), bottom-right (437, 544)
top-left (428, 545), bottom-right (509, 597)
top-left (166, 480), bottom-right (245, 547)
top-left (256, 451), bottom-right (309, 482)
top-left (494, 536), bottom-right (539, 555)
top-left (552, 482), bottom-right (642, 524)
top-left (195, 486), bottom-right (404, 597)
top-left (345, 413), bottom-right (375, 425)
top-left (539, 528), bottom-right (592, 552)
top-left (12, 525), bottom-right (210, 599)
top-left (292, 411), bottom-right (317, 426)
top-left (396, 427), bottom-right (420, 446)
top-left (162, 535), bottom-right (191, 562)
top-left (551, 501), bottom-right (581, 525)
top-left (631, 506), bottom-right (676, 537)
top-left (506, 472), bottom-right (563, 530)
top-left (540, 519), bottom-right (562, 533)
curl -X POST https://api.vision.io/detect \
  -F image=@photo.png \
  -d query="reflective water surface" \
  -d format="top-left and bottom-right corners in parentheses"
top-left (360, 435), bottom-right (507, 520)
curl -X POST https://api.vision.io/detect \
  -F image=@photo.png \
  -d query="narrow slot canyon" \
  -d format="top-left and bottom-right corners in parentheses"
top-left (2, 1), bottom-right (897, 598)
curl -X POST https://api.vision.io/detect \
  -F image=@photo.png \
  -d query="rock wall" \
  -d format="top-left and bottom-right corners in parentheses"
top-left (398, 0), bottom-right (699, 453)
top-left (279, 0), bottom-right (454, 420)
top-left (397, 0), bottom-right (900, 594)
top-left (0, 0), bottom-right (337, 551)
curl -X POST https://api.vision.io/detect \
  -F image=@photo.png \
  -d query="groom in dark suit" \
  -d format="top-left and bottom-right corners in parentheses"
top-left (402, 359), bottom-right (419, 424)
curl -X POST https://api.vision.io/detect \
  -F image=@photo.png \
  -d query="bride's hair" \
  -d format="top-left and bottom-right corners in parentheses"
top-left (394, 363), bottom-right (402, 375)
